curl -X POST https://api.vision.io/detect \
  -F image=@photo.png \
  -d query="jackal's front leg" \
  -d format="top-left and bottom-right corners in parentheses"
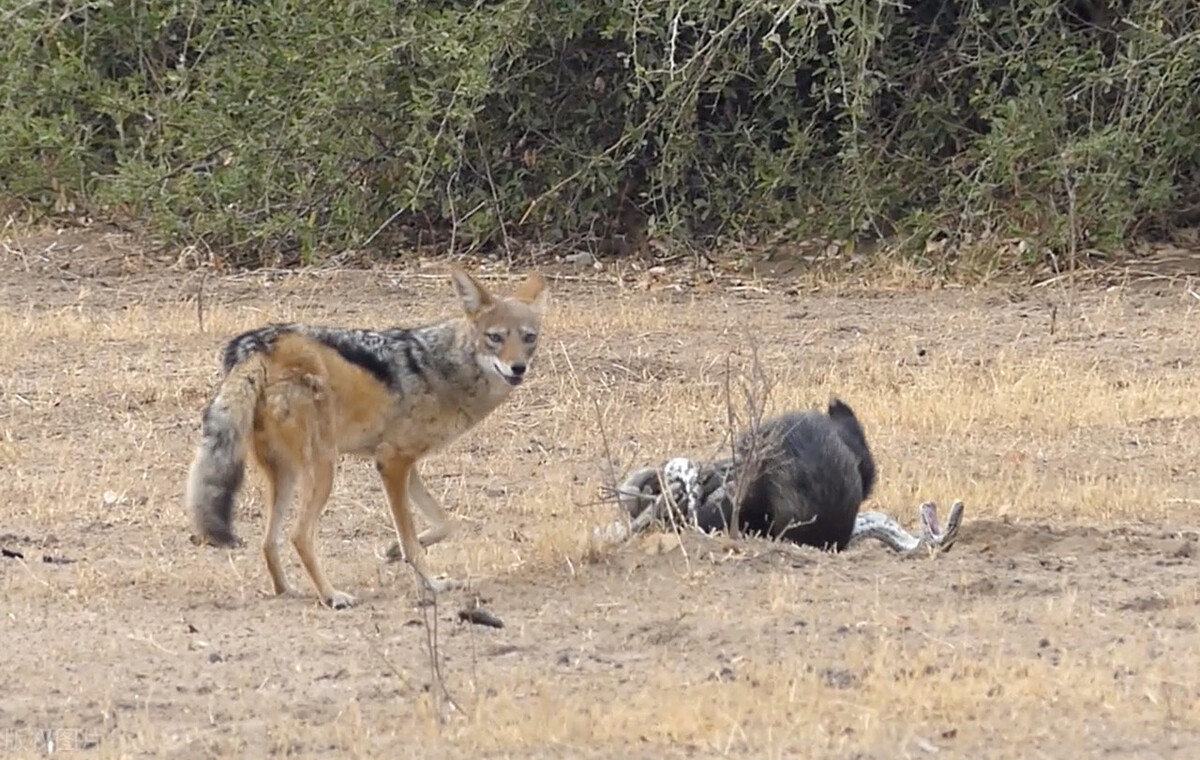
top-left (382, 469), bottom-right (455, 562)
top-left (412, 471), bottom-right (455, 547)
top-left (376, 448), bottom-right (463, 600)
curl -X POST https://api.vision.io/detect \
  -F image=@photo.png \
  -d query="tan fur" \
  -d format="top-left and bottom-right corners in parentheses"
top-left (185, 267), bottom-right (547, 608)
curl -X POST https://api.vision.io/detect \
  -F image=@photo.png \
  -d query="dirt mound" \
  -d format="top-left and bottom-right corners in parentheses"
top-left (958, 519), bottom-right (1198, 561)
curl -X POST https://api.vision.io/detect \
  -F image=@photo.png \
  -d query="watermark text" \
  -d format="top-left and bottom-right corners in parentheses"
top-left (2, 728), bottom-right (100, 753)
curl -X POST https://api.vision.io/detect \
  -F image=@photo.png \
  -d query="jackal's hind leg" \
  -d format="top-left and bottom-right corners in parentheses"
top-left (260, 459), bottom-right (300, 598)
top-left (291, 457), bottom-right (355, 609)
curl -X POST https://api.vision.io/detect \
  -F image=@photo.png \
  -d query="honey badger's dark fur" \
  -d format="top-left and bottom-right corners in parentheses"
top-left (677, 398), bottom-right (877, 551)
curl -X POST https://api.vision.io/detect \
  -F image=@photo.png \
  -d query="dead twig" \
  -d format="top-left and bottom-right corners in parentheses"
top-left (361, 625), bottom-right (421, 694)
top-left (473, 129), bottom-right (515, 267)
top-left (656, 461), bottom-right (694, 573)
top-left (196, 269), bottom-right (208, 333)
top-left (591, 396), bottom-right (623, 516)
top-left (722, 334), bottom-right (777, 540)
top-left (408, 566), bottom-right (468, 721)
top-left (722, 354), bottom-right (740, 538)
top-left (363, 89), bottom-right (460, 248)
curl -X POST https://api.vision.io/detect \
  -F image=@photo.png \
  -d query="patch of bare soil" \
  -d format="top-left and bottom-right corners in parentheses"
top-left (2, 229), bottom-right (1199, 759)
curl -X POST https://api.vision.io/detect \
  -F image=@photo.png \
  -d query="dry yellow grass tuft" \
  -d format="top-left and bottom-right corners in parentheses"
top-left (1, 235), bottom-right (1199, 758)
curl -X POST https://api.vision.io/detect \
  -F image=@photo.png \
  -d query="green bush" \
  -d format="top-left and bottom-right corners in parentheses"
top-left (1, 0), bottom-right (1197, 266)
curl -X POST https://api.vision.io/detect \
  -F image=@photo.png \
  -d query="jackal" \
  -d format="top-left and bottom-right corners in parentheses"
top-left (185, 267), bottom-right (547, 608)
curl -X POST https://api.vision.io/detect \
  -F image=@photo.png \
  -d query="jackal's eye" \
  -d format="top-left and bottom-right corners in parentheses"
top-left (522, 331), bottom-right (538, 345)
top-left (485, 331), bottom-right (505, 345)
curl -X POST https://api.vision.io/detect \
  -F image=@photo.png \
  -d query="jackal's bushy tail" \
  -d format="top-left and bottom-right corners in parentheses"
top-left (186, 356), bottom-right (267, 546)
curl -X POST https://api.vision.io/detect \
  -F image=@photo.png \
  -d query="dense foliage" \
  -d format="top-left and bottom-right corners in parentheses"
top-left (2, 0), bottom-right (1197, 265)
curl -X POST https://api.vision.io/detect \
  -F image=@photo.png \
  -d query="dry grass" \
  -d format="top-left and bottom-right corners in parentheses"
top-left (2, 235), bottom-right (1200, 759)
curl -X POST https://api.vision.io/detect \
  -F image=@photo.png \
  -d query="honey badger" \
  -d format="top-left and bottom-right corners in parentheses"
top-left (612, 398), bottom-right (963, 554)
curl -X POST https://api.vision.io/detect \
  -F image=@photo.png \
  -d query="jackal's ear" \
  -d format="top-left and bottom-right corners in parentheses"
top-left (512, 271), bottom-right (547, 311)
top-left (449, 266), bottom-right (494, 316)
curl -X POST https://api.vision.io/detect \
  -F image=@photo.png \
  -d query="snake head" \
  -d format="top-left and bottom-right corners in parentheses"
top-left (917, 499), bottom-right (966, 554)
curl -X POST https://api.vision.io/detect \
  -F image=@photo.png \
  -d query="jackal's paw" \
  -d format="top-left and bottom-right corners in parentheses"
top-left (324, 590), bottom-right (356, 610)
top-left (421, 575), bottom-right (464, 596)
top-left (271, 585), bottom-right (301, 599)
top-left (383, 541), bottom-right (405, 563)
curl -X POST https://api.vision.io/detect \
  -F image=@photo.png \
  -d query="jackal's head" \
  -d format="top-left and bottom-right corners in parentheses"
top-left (450, 266), bottom-right (547, 387)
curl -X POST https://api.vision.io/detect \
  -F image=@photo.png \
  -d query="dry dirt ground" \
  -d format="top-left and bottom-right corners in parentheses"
top-left (2, 229), bottom-right (1200, 759)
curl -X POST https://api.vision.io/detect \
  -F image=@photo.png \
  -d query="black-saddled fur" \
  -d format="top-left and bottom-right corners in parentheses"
top-left (695, 398), bottom-right (876, 551)
top-left (221, 323), bottom-right (428, 388)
